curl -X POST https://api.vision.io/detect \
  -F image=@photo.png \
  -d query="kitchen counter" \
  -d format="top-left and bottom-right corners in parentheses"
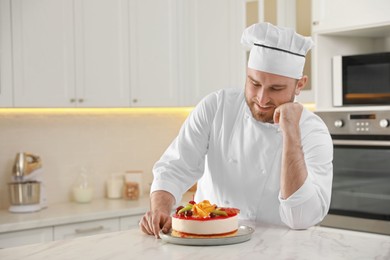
top-left (0, 222), bottom-right (389, 260)
top-left (0, 197), bottom-right (150, 233)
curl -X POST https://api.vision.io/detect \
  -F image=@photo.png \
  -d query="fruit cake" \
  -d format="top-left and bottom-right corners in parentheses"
top-left (171, 200), bottom-right (240, 238)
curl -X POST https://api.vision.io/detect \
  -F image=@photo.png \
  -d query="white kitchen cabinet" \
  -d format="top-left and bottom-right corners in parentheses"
top-left (0, 0), bottom-right (13, 107)
top-left (53, 218), bottom-right (120, 240)
top-left (119, 215), bottom-right (142, 230)
top-left (312, 0), bottom-right (390, 33)
top-left (177, 0), bottom-right (246, 106)
top-left (129, 0), bottom-right (246, 107)
top-left (11, 0), bottom-right (76, 107)
top-left (73, 0), bottom-right (130, 107)
top-left (5, 0), bottom-right (247, 107)
top-left (11, 0), bottom-right (130, 107)
top-left (0, 227), bottom-right (53, 248)
top-left (128, 0), bottom-right (179, 107)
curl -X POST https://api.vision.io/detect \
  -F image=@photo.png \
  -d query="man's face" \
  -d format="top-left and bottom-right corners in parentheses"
top-left (244, 68), bottom-right (301, 123)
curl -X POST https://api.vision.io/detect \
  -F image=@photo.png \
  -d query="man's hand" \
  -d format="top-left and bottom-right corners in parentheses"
top-left (273, 102), bottom-right (303, 132)
top-left (139, 190), bottom-right (175, 238)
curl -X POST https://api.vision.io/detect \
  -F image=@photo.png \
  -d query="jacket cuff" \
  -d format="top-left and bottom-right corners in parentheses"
top-left (278, 178), bottom-right (316, 208)
top-left (150, 180), bottom-right (183, 207)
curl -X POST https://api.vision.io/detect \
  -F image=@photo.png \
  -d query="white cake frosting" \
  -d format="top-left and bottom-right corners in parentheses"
top-left (172, 215), bottom-right (238, 235)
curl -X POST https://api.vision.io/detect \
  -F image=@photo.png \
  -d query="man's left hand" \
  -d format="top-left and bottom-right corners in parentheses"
top-left (273, 102), bottom-right (303, 133)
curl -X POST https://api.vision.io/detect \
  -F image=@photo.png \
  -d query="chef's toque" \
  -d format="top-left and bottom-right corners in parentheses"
top-left (241, 22), bottom-right (314, 79)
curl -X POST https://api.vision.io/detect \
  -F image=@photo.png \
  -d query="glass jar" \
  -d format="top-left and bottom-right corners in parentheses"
top-left (72, 167), bottom-right (93, 203)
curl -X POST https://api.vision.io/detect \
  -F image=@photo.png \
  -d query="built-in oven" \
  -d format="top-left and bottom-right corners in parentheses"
top-left (315, 110), bottom-right (390, 235)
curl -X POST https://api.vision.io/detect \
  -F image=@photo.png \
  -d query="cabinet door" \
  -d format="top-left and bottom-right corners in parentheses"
top-left (178, 0), bottom-right (246, 106)
top-left (54, 218), bottom-right (119, 240)
top-left (129, 0), bottom-right (179, 107)
top-left (11, 0), bottom-right (76, 107)
top-left (74, 0), bottom-right (130, 107)
top-left (312, 0), bottom-right (390, 32)
top-left (119, 215), bottom-right (142, 230)
top-left (0, 227), bottom-right (53, 248)
top-left (0, 0), bottom-right (13, 107)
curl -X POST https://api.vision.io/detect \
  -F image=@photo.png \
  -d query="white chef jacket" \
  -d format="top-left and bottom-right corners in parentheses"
top-left (151, 88), bottom-right (333, 229)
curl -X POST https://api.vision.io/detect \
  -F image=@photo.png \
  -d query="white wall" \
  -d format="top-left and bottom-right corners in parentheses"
top-left (0, 110), bottom-right (188, 210)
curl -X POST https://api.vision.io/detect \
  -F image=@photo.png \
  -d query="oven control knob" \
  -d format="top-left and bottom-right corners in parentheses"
top-left (334, 119), bottom-right (344, 128)
top-left (379, 119), bottom-right (389, 128)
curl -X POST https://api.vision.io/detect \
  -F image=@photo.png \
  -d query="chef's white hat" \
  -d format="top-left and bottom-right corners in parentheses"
top-left (241, 22), bottom-right (314, 79)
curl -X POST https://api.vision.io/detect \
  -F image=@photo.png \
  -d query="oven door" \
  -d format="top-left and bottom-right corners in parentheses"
top-left (320, 138), bottom-right (390, 235)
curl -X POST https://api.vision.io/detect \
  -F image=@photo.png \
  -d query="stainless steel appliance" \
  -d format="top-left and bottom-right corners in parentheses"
top-left (316, 110), bottom-right (390, 235)
top-left (8, 152), bottom-right (48, 213)
top-left (333, 52), bottom-right (390, 106)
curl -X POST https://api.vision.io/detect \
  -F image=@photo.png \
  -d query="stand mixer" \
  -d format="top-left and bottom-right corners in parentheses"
top-left (8, 152), bottom-right (48, 213)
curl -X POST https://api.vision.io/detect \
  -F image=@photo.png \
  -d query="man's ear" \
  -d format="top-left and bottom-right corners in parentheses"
top-left (295, 76), bottom-right (308, 95)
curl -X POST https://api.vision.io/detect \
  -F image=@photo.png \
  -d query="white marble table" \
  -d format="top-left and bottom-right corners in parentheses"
top-left (0, 222), bottom-right (389, 260)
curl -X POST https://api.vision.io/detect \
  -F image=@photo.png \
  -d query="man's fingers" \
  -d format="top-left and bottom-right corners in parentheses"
top-left (139, 214), bottom-right (153, 235)
top-left (151, 213), bottom-right (162, 238)
top-left (273, 107), bottom-right (281, 124)
top-left (139, 210), bottom-right (172, 239)
top-left (161, 217), bottom-right (172, 234)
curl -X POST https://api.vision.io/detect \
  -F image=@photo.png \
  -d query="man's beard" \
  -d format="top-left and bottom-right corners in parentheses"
top-left (244, 91), bottom-right (296, 123)
top-left (246, 98), bottom-right (275, 123)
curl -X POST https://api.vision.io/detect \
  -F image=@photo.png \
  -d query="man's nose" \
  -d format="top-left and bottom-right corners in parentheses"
top-left (256, 88), bottom-right (270, 105)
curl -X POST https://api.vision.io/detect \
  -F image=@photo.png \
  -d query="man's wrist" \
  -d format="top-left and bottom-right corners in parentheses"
top-left (150, 190), bottom-right (175, 214)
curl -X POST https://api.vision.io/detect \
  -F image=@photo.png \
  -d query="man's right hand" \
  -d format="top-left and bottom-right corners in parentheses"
top-left (139, 190), bottom-right (175, 238)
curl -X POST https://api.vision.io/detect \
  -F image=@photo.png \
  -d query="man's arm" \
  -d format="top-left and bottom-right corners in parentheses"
top-left (274, 103), bottom-right (333, 229)
top-left (274, 102), bottom-right (307, 199)
top-left (139, 190), bottom-right (175, 238)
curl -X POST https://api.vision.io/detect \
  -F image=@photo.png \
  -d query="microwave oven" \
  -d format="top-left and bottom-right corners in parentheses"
top-left (332, 52), bottom-right (390, 107)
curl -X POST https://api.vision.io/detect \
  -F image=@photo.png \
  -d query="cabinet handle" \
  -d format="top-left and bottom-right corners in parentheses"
top-left (312, 21), bottom-right (319, 26)
top-left (78, 98), bottom-right (84, 103)
top-left (75, 225), bottom-right (104, 234)
top-left (70, 98), bottom-right (76, 103)
top-left (132, 99), bottom-right (138, 103)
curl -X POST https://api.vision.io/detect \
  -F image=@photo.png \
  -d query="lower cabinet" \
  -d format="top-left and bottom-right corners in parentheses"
top-left (53, 218), bottom-right (120, 241)
top-left (0, 227), bottom-right (53, 249)
top-left (119, 215), bottom-right (143, 230)
top-left (0, 214), bottom-right (144, 248)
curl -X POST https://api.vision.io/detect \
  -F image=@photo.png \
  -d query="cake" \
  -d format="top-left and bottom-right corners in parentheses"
top-left (171, 200), bottom-right (240, 238)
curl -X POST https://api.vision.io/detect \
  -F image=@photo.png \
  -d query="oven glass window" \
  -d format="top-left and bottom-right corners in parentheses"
top-left (331, 146), bottom-right (390, 220)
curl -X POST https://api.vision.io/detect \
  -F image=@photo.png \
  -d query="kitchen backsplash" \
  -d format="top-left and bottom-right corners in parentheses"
top-left (0, 109), bottom-right (190, 210)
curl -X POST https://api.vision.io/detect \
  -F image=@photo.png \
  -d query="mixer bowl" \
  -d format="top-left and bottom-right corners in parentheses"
top-left (8, 181), bottom-right (40, 205)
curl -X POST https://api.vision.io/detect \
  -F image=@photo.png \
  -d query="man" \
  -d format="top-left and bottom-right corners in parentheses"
top-left (140, 22), bottom-right (333, 238)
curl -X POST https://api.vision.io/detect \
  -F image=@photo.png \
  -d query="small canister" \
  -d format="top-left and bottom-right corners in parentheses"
top-left (123, 171), bottom-right (143, 200)
top-left (106, 173), bottom-right (124, 199)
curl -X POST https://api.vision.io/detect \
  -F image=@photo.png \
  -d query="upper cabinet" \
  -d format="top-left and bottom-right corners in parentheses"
top-left (128, 0), bottom-right (179, 107)
top-left (312, 0), bottom-right (390, 33)
top-left (10, 0), bottom-right (130, 107)
top-left (0, 0), bottom-right (13, 107)
top-left (311, 0), bottom-right (390, 110)
top-left (177, 0), bottom-right (246, 106)
top-left (11, 0), bottom-right (76, 107)
top-left (0, 0), bottom-right (247, 108)
top-left (73, 0), bottom-right (130, 107)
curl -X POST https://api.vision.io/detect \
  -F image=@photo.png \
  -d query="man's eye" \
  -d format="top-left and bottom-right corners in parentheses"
top-left (272, 87), bottom-right (284, 91)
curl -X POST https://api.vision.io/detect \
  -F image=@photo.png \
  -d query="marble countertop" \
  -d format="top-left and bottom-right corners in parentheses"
top-left (0, 197), bottom-right (150, 233)
top-left (0, 222), bottom-right (389, 260)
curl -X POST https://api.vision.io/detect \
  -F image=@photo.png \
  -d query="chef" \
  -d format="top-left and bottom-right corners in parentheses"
top-left (140, 22), bottom-right (333, 238)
